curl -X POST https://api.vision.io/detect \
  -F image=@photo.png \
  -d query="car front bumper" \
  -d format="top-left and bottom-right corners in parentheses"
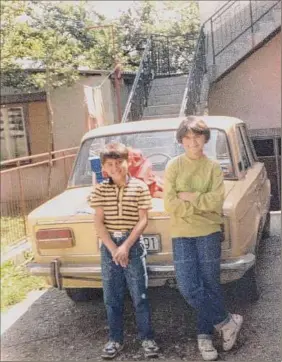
top-left (27, 253), bottom-right (255, 288)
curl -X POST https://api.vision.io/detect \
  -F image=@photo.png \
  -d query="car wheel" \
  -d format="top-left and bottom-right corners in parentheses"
top-left (238, 265), bottom-right (260, 303)
top-left (65, 288), bottom-right (102, 302)
top-left (226, 264), bottom-right (260, 303)
top-left (262, 212), bottom-right (271, 239)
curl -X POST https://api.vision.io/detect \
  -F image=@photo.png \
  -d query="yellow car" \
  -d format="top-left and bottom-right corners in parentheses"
top-left (27, 116), bottom-right (271, 302)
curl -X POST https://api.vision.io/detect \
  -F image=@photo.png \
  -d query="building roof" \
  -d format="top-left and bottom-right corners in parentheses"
top-left (82, 116), bottom-right (244, 142)
top-left (12, 59), bottom-right (136, 76)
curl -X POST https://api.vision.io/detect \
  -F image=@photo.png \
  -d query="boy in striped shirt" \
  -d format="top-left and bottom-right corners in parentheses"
top-left (88, 142), bottom-right (159, 360)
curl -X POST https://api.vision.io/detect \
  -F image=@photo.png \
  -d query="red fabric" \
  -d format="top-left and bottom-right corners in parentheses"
top-left (128, 148), bottom-right (163, 197)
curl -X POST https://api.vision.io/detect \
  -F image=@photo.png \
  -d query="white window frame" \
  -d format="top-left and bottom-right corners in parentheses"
top-left (0, 105), bottom-right (29, 160)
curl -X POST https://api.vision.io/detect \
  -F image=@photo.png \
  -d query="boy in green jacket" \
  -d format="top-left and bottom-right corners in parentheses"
top-left (164, 117), bottom-right (243, 361)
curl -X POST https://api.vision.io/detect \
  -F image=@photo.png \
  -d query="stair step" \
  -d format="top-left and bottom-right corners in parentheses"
top-left (147, 92), bottom-right (184, 106)
top-left (152, 75), bottom-right (188, 86)
top-left (142, 114), bottom-right (180, 120)
top-left (143, 103), bottom-right (181, 117)
top-left (149, 83), bottom-right (187, 97)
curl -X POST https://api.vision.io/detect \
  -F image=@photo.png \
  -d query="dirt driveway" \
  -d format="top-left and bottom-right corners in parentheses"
top-left (1, 214), bottom-right (281, 362)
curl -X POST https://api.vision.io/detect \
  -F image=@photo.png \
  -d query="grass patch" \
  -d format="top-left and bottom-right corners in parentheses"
top-left (1, 216), bottom-right (26, 252)
top-left (1, 253), bottom-right (47, 312)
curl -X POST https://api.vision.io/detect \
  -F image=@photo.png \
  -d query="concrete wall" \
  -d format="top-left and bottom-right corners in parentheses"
top-left (51, 75), bottom-right (115, 150)
top-left (198, 1), bottom-right (228, 24)
top-left (208, 33), bottom-right (281, 130)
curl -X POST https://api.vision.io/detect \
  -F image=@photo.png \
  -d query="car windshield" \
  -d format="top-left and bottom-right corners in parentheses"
top-left (68, 129), bottom-right (235, 187)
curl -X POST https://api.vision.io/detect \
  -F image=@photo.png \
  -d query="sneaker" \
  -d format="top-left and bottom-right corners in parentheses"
top-left (142, 339), bottom-right (160, 358)
top-left (101, 341), bottom-right (124, 360)
top-left (198, 338), bottom-right (218, 361)
top-left (221, 314), bottom-right (243, 351)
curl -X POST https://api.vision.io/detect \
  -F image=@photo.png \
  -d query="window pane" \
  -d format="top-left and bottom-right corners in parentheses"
top-left (252, 139), bottom-right (274, 157)
top-left (8, 107), bottom-right (28, 158)
top-left (0, 109), bottom-right (8, 161)
top-left (239, 126), bottom-right (256, 163)
top-left (236, 128), bottom-right (250, 170)
top-left (0, 106), bottom-right (28, 160)
top-left (278, 138), bottom-right (281, 156)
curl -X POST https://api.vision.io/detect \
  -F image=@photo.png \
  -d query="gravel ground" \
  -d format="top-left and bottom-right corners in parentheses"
top-left (1, 214), bottom-right (281, 362)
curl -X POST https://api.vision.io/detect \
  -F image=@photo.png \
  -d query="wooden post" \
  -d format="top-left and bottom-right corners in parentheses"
top-left (17, 160), bottom-right (28, 236)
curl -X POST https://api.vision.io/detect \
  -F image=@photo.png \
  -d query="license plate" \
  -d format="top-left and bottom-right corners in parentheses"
top-left (143, 234), bottom-right (161, 253)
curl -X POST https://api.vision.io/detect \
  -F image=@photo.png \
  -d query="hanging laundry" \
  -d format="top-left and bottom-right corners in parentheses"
top-left (84, 85), bottom-right (106, 129)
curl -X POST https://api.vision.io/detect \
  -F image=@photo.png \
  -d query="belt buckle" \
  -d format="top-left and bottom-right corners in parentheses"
top-left (113, 231), bottom-right (123, 238)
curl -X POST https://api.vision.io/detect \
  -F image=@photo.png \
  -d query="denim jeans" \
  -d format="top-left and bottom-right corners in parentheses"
top-left (101, 233), bottom-right (154, 344)
top-left (172, 232), bottom-right (230, 338)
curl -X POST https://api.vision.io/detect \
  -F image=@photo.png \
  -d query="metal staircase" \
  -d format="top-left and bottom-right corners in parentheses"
top-left (142, 75), bottom-right (187, 119)
top-left (122, 0), bottom-right (281, 122)
top-left (121, 34), bottom-right (198, 122)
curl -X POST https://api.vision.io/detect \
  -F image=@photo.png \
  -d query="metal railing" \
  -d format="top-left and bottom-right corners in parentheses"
top-left (121, 32), bottom-right (199, 122)
top-left (150, 33), bottom-right (198, 76)
top-left (179, 27), bottom-right (206, 117)
top-left (180, 0), bottom-right (281, 116)
top-left (121, 38), bottom-right (153, 123)
top-left (205, 0), bottom-right (281, 72)
top-left (1, 147), bottom-right (78, 250)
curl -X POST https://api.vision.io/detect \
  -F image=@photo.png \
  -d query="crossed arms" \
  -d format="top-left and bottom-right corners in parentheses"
top-left (164, 161), bottom-right (225, 216)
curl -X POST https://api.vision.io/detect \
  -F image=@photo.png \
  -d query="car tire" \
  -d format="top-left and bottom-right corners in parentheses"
top-left (226, 264), bottom-right (260, 303)
top-left (262, 212), bottom-right (271, 239)
top-left (65, 288), bottom-right (102, 302)
top-left (238, 265), bottom-right (260, 303)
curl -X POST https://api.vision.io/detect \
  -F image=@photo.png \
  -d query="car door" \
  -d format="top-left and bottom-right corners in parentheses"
top-left (239, 125), bottom-right (271, 217)
top-left (234, 125), bottom-right (263, 253)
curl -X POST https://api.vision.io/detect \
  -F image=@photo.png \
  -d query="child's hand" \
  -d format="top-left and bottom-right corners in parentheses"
top-left (113, 244), bottom-right (129, 267)
top-left (110, 245), bottom-right (118, 258)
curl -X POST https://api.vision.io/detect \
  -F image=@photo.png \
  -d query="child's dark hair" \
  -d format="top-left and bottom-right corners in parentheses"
top-left (100, 142), bottom-right (129, 164)
top-left (176, 116), bottom-right (210, 143)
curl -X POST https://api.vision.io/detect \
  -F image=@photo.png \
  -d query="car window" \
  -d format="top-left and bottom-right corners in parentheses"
top-left (252, 138), bottom-right (274, 157)
top-left (239, 125), bottom-right (257, 164)
top-left (68, 129), bottom-right (235, 186)
top-left (236, 127), bottom-right (251, 171)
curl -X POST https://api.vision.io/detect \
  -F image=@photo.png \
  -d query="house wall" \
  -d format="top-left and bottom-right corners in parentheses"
top-left (1, 73), bottom-right (133, 155)
top-left (208, 33), bottom-right (281, 130)
top-left (50, 75), bottom-right (115, 150)
top-left (28, 101), bottom-right (49, 155)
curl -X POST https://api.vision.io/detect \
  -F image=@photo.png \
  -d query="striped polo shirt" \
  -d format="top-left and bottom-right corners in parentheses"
top-left (88, 177), bottom-right (152, 232)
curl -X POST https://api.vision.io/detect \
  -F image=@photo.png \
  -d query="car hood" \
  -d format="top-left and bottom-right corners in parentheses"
top-left (28, 186), bottom-right (168, 224)
top-left (28, 187), bottom-right (94, 223)
top-left (28, 181), bottom-right (236, 224)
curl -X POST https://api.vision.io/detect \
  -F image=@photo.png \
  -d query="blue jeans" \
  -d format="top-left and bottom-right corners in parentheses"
top-left (172, 232), bottom-right (230, 338)
top-left (101, 233), bottom-right (154, 344)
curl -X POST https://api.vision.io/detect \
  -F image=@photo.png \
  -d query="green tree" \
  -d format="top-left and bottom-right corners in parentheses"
top-left (115, 0), bottom-right (200, 71)
top-left (1, 0), bottom-right (100, 132)
top-left (0, 0), bottom-right (103, 193)
top-left (1, 1), bottom-right (32, 83)
top-left (114, 1), bottom-right (158, 69)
